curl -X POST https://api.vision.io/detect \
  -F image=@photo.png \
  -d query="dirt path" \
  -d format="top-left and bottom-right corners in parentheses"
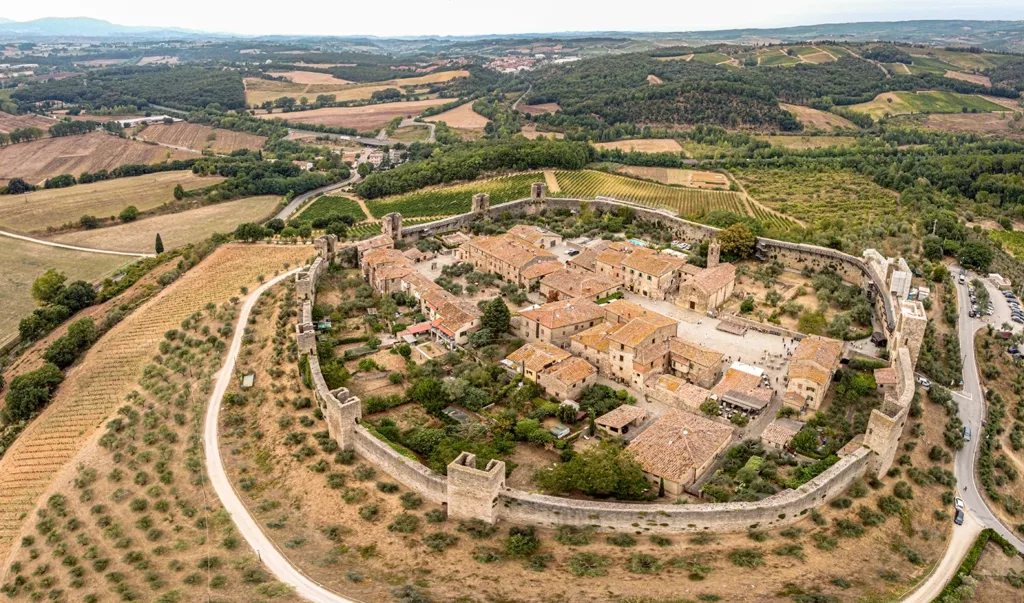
top-left (812, 45), bottom-right (838, 60)
top-left (544, 170), bottom-right (560, 193)
top-left (353, 197), bottom-right (375, 222)
top-left (205, 269), bottom-right (361, 603)
top-left (722, 170), bottom-right (807, 227)
top-left (0, 228), bottom-right (153, 258)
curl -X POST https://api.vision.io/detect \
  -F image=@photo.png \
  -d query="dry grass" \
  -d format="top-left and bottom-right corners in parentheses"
top-left (244, 70), bottom-right (469, 106)
top-left (135, 122), bottom-right (266, 153)
top-left (0, 131), bottom-right (197, 186)
top-left (0, 236), bottom-right (130, 346)
top-left (424, 102), bottom-right (489, 130)
top-left (754, 135), bottom-right (859, 150)
top-left (388, 125), bottom-right (430, 143)
top-left (0, 244), bottom-right (310, 561)
top-left (780, 103), bottom-right (857, 131)
top-left (520, 124), bottom-right (563, 140)
top-left (615, 166), bottom-right (730, 189)
top-left (647, 74), bottom-right (664, 85)
top-left (0, 171), bottom-right (225, 233)
top-left (268, 70), bottom-right (352, 85)
top-left (593, 138), bottom-right (683, 153)
top-left (922, 112), bottom-right (1024, 139)
top-left (137, 55), bottom-right (179, 65)
top-left (257, 99), bottom-right (450, 131)
top-left (516, 102), bottom-right (560, 116)
top-left (0, 111), bottom-right (55, 134)
top-left (944, 70), bottom-right (991, 87)
top-left (50, 195), bottom-right (281, 253)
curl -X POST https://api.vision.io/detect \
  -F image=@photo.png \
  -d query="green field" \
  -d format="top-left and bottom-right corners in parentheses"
top-left (826, 46), bottom-right (855, 58)
top-left (364, 172), bottom-right (540, 219)
top-left (298, 195), bottom-right (367, 224)
top-left (760, 51), bottom-right (801, 67)
top-left (929, 49), bottom-right (1018, 72)
top-left (691, 52), bottom-right (730, 65)
top-left (906, 56), bottom-right (959, 75)
top-left (989, 230), bottom-right (1024, 260)
top-left (850, 91), bottom-right (1008, 121)
top-left (733, 167), bottom-right (900, 235)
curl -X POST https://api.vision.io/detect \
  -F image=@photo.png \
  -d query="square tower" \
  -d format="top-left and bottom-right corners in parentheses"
top-left (446, 452), bottom-right (505, 524)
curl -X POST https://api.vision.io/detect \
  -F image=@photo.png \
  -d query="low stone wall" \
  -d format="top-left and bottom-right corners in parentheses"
top-left (497, 447), bottom-right (870, 533)
top-left (351, 427), bottom-right (448, 505)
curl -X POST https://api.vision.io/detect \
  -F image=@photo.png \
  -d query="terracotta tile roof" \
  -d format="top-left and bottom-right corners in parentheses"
top-left (543, 356), bottom-right (597, 386)
top-left (608, 318), bottom-right (663, 349)
top-left (634, 339), bottom-right (669, 365)
top-left (626, 409), bottom-right (733, 483)
top-left (623, 248), bottom-right (686, 277)
top-left (571, 322), bottom-right (623, 352)
top-left (422, 287), bottom-right (458, 310)
top-left (681, 264), bottom-right (703, 276)
top-left (362, 247), bottom-right (408, 268)
top-left (435, 300), bottom-right (481, 335)
top-left (669, 338), bottom-right (724, 369)
top-left (595, 242), bottom-right (634, 267)
top-left (602, 300), bottom-right (676, 329)
top-left (542, 268), bottom-right (621, 298)
top-left (376, 265), bottom-right (413, 281)
top-left (792, 336), bottom-right (843, 372)
top-left (595, 404), bottom-right (647, 429)
top-left (356, 234), bottom-right (393, 254)
top-left (508, 224), bottom-right (559, 246)
top-left (691, 262), bottom-right (736, 294)
top-left (441, 231), bottom-right (472, 246)
top-left (519, 297), bottom-right (605, 330)
top-left (652, 374), bottom-right (711, 408)
top-left (507, 342), bottom-right (571, 374)
top-left (465, 234), bottom-right (556, 269)
top-left (788, 364), bottom-right (831, 387)
top-left (712, 367), bottom-right (762, 397)
top-left (761, 418), bottom-right (803, 448)
top-left (403, 248), bottom-right (428, 261)
top-left (568, 248), bottom-right (600, 272)
top-left (521, 260), bottom-right (563, 281)
top-left (873, 367), bottom-right (897, 385)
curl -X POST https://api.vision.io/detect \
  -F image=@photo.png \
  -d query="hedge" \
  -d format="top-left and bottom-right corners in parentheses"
top-left (933, 528), bottom-right (1020, 602)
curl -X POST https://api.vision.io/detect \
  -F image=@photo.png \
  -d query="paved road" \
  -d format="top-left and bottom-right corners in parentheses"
top-left (203, 268), bottom-right (362, 603)
top-left (274, 173), bottom-right (361, 221)
top-left (399, 118), bottom-right (435, 143)
top-left (0, 228), bottom-right (154, 258)
top-left (902, 268), bottom-right (1024, 601)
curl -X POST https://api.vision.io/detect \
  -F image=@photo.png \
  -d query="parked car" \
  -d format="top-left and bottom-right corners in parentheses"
top-left (963, 426), bottom-right (971, 441)
top-left (566, 249), bottom-right (580, 256)
top-left (1014, 317), bottom-right (1024, 324)
top-left (959, 275), bottom-right (966, 284)
top-left (918, 377), bottom-right (932, 389)
top-left (955, 508), bottom-right (965, 525)
top-left (955, 497), bottom-right (965, 510)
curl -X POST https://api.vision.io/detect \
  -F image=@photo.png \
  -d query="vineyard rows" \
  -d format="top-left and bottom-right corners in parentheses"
top-left (364, 172), bottom-right (540, 218)
top-left (552, 170), bottom-right (750, 221)
top-left (0, 245), bottom-right (310, 557)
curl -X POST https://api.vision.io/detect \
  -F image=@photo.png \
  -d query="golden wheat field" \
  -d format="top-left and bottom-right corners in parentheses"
top-left (243, 69), bottom-right (469, 106)
top-left (0, 171), bottom-right (225, 233)
top-left (135, 122), bottom-right (266, 153)
top-left (424, 101), bottom-right (489, 129)
top-left (0, 244), bottom-right (311, 559)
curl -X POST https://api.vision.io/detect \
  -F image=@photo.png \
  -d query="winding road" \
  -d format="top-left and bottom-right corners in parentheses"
top-left (274, 173), bottom-right (361, 221)
top-left (203, 268), bottom-right (360, 603)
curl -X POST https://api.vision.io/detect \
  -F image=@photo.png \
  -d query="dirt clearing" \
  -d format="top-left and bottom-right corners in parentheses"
top-left (945, 70), bottom-right (992, 87)
top-left (517, 102), bottom-right (560, 116)
top-left (0, 110), bottom-right (55, 134)
top-left (615, 166), bottom-right (729, 189)
top-left (647, 74), bottom-right (664, 84)
top-left (268, 70), bottom-right (352, 85)
top-left (755, 135), bottom-right (859, 150)
top-left (923, 112), bottom-right (1024, 139)
top-left (544, 170), bottom-right (561, 193)
top-left (0, 131), bottom-right (198, 185)
top-left (50, 195), bottom-right (281, 253)
top-left (424, 101), bottom-right (490, 130)
top-left (135, 121), bottom-right (266, 153)
top-left (780, 103), bottom-right (857, 131)
top-left (593, 138), bottom-right (683, 153)
top-left (258, 98), bottom-right (450, 130)
top-left (244, 70), bottom-right (469, 106)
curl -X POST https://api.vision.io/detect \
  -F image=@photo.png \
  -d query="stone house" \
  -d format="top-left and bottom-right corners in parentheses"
top-left (626, 408), bottom-right (733, 495)
top-left (761, 418), bottom-right (804, 451)
top-left (505, 342), bottom-right (572, 381)
top-left (507, 224), bottom-right (562, 249)
top-left (594, 405), bottom-right (648, 437)
top-left (458, 234), bottom-right (558, 287)
top-left (539, 268), bottom-right (621, 303)
top-left (644, 374), bottom-right (712, 411)
top-left (783, 336), bottom-right (843, 412)
top-left (677, 262), bottom-right (736, 313)
top-left (517, 297), bottom-right (607, 349)
top-left (537, 356), bottom-right (598, 401)
top-left (712, 365), bottom-right (774, 415)
top-left (594, 242), bottom-right (685, 300)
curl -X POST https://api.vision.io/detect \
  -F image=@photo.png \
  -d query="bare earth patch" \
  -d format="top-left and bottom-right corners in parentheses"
top-left (0, 110), bottom-right (55, 134)
top-left (923, 113), bottom-right (1024, 139)
top-left (780, 103), bottom-right (857, 131)
top-left (258, 99), bottom-right (451, 131)
top-left (424, 102), bottom-right (490, 130)
top-left (516, 102), bottom-right (560, 116)
top-left (593, 138), bottom-right (683, 153)
top-left (615, 166), bottom-right (730, 189)
top-left (268, 70), bottom-right (352, 85)
top-left (135, 121), bottom-right (266, 153)
top-left (944, 70), bottom-right (991, 87)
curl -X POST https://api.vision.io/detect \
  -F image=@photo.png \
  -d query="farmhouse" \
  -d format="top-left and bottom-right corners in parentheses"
top-left (366, 150), bottom-right (385, 167)
top-left (537, 356), bottom-right (598, 401)
top-left (644, 373), bottom-right (712, 411)
top-left (783, 335), bottom-right (843, 412)
top-left (505, 342), bottom-right (572, 380)
top-left (626, 408), bottom-right (733, 494)
top-left (458, 233), bottom-right (558, 286)
top-left (517, 297), bottom-right (606, 349)
top-left (539, 268), bottom-right (621, 303)
top-left (594, 405), bottom-right (648, 437)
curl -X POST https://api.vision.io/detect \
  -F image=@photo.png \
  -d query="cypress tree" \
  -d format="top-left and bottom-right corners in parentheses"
top-left (155, 233), bottom-right (164, 254)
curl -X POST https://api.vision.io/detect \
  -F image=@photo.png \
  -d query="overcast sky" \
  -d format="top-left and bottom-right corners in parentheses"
top-left (3, 0), bottom-right (1024, 37)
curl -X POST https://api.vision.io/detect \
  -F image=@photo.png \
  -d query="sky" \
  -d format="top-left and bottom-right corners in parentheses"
top-left (2, 0), bottom-right (1024, 37)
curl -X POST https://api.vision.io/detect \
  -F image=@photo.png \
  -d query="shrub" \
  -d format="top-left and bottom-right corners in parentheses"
top-left (399, 492), bottom-right (423, 510)
top-left (774, 544), bottom-right (805, 561)
top-left (358, 505), bottom-right (379, 521)
top-left (833, 519), bottom-right (866, 538)
top-left (387, 514), bottom-right (420, 534)
top-left (626, 553), bottom-right (664, 574)
top-left (471, 546), bottom-right (503, 563)
top-left (425, 509), bottom-right (447, 524)
top-left (376, 481), bottom-right (399, 493)
top-left (728, 548), bottom-right (764, 567)
top-left (567, 552), bottom-right (610, 577)
top-left (607, 533), bottom-right (636, 547)
top-left (422, 532), bottom-right (458, 552)
top-left (894, 481), bottom-right (914, 500)
top-left (555, 525), bottom-right (595, 546)
top-left (458, 519), bottom-right (497, 539)
top-left (669, 554), bottom-right (714, 581)
top-left (650, 535), bottom-right (672, 547)
top-left (505, 526), bottom-right (541, 558)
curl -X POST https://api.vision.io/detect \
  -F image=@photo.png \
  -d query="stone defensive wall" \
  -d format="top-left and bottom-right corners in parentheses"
top-left (290, 210), bottom-right (896, 532)
top-left (396, 193), bottom-right (897, 332)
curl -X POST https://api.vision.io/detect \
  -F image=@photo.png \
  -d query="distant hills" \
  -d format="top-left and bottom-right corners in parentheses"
top-left (0, 17), bottom-right (1021, 52)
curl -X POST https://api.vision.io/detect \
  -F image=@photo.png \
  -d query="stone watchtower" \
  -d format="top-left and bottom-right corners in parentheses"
top-left (471, 193), bottom-right (490, 214)
top-left (382, 212), bottom-right (403, 241)
top-left (891, 300), bottom-right (927, 366)
top-left (296, 300), bottom-right (316, 354)
top-left (321, 386), bottom-right (362, 451)
top-left (707, 241), bottom-right (721, 268)
top-left (531, 182), bottom-right (547, 201)
top-left (314, 234), bottom-right (338, 262)
top-left (446, 452), bottom-right (505, 523)
top-left (865, 347), bottom-right (913, 478)
top-left (295, 270), bottom-right (314, 301)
